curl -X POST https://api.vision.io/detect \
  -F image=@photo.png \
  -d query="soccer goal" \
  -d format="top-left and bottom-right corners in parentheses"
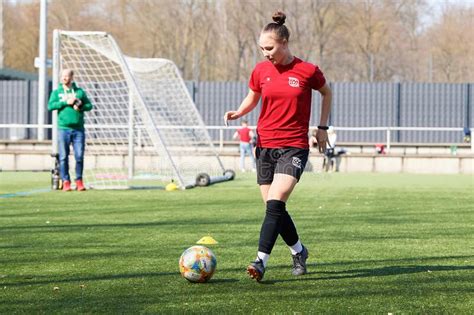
top-left (52, 30), bottom-right (233, 189)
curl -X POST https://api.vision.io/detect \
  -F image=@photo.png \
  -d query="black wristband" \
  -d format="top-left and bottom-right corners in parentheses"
top-left (317, 126), bottom-right (329, 130)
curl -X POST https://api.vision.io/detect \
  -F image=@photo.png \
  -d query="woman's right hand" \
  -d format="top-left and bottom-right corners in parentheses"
top-left (223, 111), bottom-right (240, 126)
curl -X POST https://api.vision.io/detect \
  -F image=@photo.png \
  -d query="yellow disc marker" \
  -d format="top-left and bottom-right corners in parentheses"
top-left (165, 182), bottom-right (178, 191)
top-left (196, 235), bottom-right (218, 245)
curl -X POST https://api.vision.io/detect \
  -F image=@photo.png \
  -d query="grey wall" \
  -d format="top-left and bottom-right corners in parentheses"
top-left (1, 81), bottom-right (36, 139)
top-left (330, 82), bottom-right (397, 143)
top-left (399, 83), bottom-right (467, 142)
top-left (191, 81), bottom-right (472, 143)
top-left (2, 80), bottom-right (472, 143)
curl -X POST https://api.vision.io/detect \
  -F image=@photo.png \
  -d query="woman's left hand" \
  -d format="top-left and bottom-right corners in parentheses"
top-left (316, 129), bottom-right (328, 153)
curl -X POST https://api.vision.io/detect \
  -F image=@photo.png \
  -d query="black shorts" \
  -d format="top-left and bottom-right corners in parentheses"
top-left (256, 147), bottom-right (309, 185)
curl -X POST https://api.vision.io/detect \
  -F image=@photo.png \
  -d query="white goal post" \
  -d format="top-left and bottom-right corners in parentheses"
top-left (52, 30), bottom-right (233, 189)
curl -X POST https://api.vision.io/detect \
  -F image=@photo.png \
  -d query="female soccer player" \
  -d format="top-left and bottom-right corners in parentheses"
top-left (224, 11), bottom-right (332, 281)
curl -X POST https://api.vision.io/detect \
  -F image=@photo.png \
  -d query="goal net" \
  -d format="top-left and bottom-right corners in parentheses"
top-left (52, 30), bottom-right (231, 189)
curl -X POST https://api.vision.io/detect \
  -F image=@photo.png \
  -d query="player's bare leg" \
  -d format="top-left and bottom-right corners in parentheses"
top-left (265, 173), bottom-right (297, 202)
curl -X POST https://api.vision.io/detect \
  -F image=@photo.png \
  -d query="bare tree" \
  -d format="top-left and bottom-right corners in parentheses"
top-left (306, 0), bottom-right (342, 71)
top-left (0, 0), bottom-right (4, 68)
top-left (2, 0), bottom-right (472, 83)
top-left (427, 4), bottom-right (474, 82)
top-left (4, 1), bottom-right (40, 72)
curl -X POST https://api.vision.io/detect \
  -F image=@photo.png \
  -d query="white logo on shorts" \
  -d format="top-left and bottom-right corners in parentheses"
top-left (292, 157), bottom-right (302, 169)
top-left (288, 77), bottom-right (299, 88)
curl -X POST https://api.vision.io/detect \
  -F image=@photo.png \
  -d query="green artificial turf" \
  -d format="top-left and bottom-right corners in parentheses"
top-left (1, 172), bottom-right (473, 313)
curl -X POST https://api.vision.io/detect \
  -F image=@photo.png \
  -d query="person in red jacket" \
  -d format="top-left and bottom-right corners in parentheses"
top-left (224, 10), bottom-right (332, 281)
top-left (233, 120), bottom-right (256, 172)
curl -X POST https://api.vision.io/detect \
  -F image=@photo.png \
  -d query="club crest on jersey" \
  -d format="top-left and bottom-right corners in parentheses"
top-left (292, 157), bottom-right (302, 169)
top-left (288, 77), bottom-right (300, 88)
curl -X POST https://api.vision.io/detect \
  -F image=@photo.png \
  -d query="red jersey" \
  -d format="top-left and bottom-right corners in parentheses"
top-left (237, 127), bottom-right (252, 143)
top-left (249, 57), bottom-right (326, 149)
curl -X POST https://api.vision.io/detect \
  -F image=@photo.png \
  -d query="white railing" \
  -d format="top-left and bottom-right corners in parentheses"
top-left (0, 124), bottom-right (472, 152)
top-left (330, 126), bottom-right (470, 153)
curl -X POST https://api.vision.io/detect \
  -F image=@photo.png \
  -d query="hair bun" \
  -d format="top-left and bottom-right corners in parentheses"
top-left (272, 11), bottom-right (286, 25)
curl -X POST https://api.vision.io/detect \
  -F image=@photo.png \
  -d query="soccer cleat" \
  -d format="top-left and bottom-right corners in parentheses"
top-left (76, 179), bottom-right (86, 191)
top-left (292, 246), bottom-right (309, 276)
top-left (62, 180), bottom-right (72, 192)
top-left (247, 259), bottom-right (265, 282)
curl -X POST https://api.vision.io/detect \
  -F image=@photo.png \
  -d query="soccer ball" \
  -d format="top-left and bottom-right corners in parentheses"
top-left (179, 245), bottom-right (217, 283)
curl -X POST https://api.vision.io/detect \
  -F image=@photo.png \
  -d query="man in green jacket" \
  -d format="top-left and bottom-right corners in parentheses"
top-left (48, 69), bottom-right (93, 191)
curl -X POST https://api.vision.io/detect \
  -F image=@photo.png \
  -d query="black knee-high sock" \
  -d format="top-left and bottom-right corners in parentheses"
top-left (258, 200), bottom-right (285, 254)
top-left (280, 210), bottom-right (299, 247)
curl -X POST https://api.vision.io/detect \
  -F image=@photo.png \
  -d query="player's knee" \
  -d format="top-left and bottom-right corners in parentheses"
top-left (266, 199), bottom-right (286, 217)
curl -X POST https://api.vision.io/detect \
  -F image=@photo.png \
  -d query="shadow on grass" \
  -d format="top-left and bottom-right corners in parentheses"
top-left (3, 271), bottom-right (239, 287)
top-left (0, 217), bottom-right (258, 232)
top-left (218, 254), bottom-right (474, 273)
top-left (261, 264), bottom-right (474, 284)
top-left (311, 254), bottom-right (474, 268)
top-left (218, 254), bottom-right (474, 284)
top-left (0, 242), bottom-right (259, 265)
top-left (2, 271), bottom-right (178, 287)
top-left (3, 255), bottom-right (472, 287)
top-left (316, 264), bottom-right (474, 277)
top-left (208, 278), bottom-right (239, 284)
